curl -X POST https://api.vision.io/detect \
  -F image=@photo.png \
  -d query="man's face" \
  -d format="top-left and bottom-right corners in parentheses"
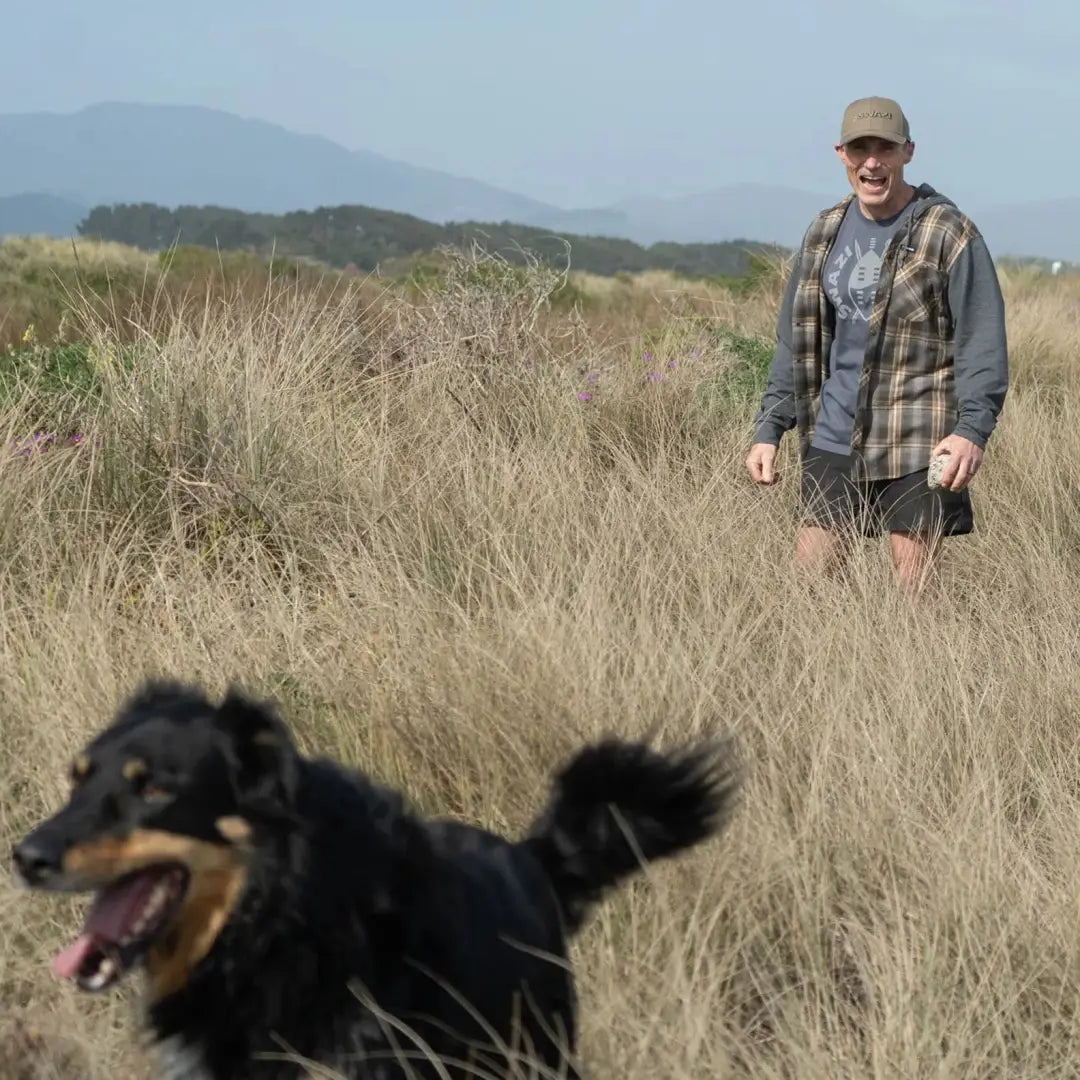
top-left (836, 136), bottom-right (915, 216)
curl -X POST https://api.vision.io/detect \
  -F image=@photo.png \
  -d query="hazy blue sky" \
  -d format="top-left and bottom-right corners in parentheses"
top-left (3, 0), bottom-right (1074, 209)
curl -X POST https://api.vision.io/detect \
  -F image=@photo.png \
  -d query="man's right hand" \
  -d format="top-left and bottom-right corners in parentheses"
top-left (746, 442), bottom-right (779, 485)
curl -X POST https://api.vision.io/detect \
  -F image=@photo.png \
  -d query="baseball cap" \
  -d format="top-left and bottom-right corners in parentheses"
top-left (839, 96), bottom-right (910, 145)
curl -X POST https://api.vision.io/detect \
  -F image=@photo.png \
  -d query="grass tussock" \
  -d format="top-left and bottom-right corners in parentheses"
top-left (1, 244), bottom-right (1080, 1079)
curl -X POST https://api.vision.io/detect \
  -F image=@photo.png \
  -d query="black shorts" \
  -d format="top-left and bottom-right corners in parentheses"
top-left (800, 446), bottom-right (974, 538)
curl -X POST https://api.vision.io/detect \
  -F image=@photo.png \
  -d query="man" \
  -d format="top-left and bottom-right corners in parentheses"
top-left (746, 96), bottom-right (1009, 593)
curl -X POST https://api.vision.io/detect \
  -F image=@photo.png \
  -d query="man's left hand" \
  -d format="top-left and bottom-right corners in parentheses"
top-left (932, 434), bottom-right (984, 491)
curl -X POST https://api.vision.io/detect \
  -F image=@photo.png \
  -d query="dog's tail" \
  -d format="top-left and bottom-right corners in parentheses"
top-left (520, 735), bottom-right (740, 935)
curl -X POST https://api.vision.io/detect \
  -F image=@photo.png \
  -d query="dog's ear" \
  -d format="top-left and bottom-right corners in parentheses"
top-left (213, 686), bottom-right (299, 810)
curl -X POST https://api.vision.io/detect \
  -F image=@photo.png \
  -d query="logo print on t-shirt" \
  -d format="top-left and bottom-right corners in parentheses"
top-left (825, 236), bottom-right (883, 323)
top-left (846, 239), bottom-right (883, 320)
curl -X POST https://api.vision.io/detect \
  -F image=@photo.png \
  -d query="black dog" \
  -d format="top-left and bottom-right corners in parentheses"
top-left (12, 679), bottom-right (740, 1079)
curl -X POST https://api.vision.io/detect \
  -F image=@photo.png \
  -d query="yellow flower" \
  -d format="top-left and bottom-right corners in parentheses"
top-left (87, 343), bottom-right (117, 373)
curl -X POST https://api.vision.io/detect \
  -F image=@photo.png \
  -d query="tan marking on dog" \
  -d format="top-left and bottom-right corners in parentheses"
top-left (214, 816), bottom-right (253, 845)
top-left (122, 758), bottom-right (149, 782)
top-left (146, 861), bottom-right (248, 1000)
top-left (61, 828), bottom-right (251, 1001)
top-left (71, 755), bottom-right (91, 783)
top-left (62, 830), bottom-right (243, 882)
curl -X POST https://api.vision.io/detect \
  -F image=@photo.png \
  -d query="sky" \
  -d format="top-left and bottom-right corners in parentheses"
top-left (2, 0), bottom-right (1076, 211)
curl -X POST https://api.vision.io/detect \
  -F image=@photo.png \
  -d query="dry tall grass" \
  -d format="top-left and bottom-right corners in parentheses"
top-left (2, 250), bottom-right (1080, 1079)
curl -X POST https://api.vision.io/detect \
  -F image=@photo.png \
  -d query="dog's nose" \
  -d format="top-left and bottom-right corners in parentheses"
top-left (12, 835), bottom-right (63, 886)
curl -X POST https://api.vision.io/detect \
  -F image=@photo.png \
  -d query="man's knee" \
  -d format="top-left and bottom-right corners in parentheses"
top-left (795, 525), bottom-right (848, 575)
top-left (889, 531), bottom-right (940, 592)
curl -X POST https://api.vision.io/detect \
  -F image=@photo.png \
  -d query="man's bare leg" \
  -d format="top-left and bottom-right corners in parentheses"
top-left (889, 531), bottom-right (942, 596)
top-left (795, 525), bottom-right (851, 581)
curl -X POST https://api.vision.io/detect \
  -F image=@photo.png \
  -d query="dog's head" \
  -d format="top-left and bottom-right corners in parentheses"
top-left (11, 679), bottom-right (298, 999)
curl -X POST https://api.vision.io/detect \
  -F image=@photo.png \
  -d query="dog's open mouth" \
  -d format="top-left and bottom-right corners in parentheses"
top-left (52, 865), bottom-right (189, 992)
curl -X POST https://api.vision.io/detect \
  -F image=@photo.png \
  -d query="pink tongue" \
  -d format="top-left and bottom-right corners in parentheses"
top-left (52, 934), bottom-right (95, 980)
top-left (50, 868), bottom-right (171, 980)
top-left (85, 869), bottom-right (165, 940)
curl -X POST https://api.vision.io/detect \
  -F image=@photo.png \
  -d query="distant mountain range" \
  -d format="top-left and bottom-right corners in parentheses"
top-left (0, 102), bottom-right (1076, 262)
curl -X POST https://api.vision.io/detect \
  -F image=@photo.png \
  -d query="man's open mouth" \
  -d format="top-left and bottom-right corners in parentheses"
top-left (51, 865), bottom-right (189, 992)
top-left (860, 175), bottom-right (888, 191)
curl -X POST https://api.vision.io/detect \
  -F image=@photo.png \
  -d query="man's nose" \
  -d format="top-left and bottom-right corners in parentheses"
top-left (12, 831), bottom-right (65, 886)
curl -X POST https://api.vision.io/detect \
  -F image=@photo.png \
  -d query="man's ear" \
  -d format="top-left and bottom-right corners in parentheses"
top-left (214, 685), bottom-right (299, 809)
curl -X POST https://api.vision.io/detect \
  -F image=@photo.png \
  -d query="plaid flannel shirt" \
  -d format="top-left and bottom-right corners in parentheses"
top-left (778, 186), bottom-right (1003, 481)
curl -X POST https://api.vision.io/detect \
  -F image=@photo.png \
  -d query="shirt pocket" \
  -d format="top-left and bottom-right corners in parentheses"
top-left (887, 257), bottom-right (947, 330)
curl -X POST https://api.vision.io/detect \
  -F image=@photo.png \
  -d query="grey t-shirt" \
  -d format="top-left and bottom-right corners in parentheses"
top-left (811, 199), bottom-right (909, 455)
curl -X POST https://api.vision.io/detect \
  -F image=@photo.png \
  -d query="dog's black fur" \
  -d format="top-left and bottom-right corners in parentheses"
top-left (12, 680), bottom-right (740, 1079)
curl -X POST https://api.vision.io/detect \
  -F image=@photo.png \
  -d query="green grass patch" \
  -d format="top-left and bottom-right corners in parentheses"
top-left (688, 326), bottom-right (775, 425)
top-left (0, 340), bottom-right (103, 407)
top-left (712, 326), bottom-right (774, 398)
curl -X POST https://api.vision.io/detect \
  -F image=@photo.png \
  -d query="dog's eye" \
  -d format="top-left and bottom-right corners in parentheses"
top-left (121, 759), bottom-right (173, 804)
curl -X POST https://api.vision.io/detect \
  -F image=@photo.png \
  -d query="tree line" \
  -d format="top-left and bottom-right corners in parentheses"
top-left (78, 202), bottom-right (784, 280)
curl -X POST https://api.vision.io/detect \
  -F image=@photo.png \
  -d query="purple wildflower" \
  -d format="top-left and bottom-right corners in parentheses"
top-left (576, 391), bottom-right (594, 402)
top-left (11, 431), bottom-right (95, 457)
